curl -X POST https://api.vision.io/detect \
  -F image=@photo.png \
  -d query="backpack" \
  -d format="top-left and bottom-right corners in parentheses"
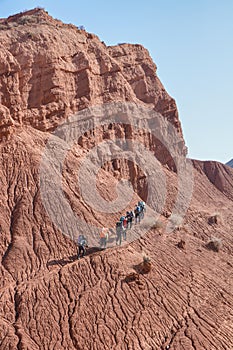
top-left (78, 235), bottom-right (86, 246)
top-left (81, 239), bottom-right (87, 246)
top-left (138, 201), bottom-right (145, 209)
top-left (100, 228), bottom-right (108, 238)
top-left (135, 205), bottom-right (141, 214)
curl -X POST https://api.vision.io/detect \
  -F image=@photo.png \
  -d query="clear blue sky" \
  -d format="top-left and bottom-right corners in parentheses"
top-left (1, 0), bottom-right (232, 163)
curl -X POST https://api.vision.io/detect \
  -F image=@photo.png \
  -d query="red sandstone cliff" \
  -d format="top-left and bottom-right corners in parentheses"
top-left (0, 9), bottom-right (232, 350)
top-left (0, 8), bottom-right (181, 137)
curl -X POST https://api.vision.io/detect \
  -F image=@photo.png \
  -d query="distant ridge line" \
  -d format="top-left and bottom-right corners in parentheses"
top-left (226, 159), bottom-right (233, 168)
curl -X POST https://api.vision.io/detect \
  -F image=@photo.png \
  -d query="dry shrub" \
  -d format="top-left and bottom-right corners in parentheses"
top-left (152, 220), bottom-right (164, 230)
top-left (208, 213), bottom-right (222, 225)
top-left (18, 15), bottom-right (38, 25)
top-left (27, 31), bottom-right (38, 40)
top-left (133, 254), bottom-right (152, 275)
top-left (170, 214), bottom-right (183, 228)
top-left (206, 236), bottom-right (222, 252)
top-left (177, 239), bottom-right (185, 249)
top-left (143, 255), bottom-right (151, 263)
top-left (139, 255), bottom-right (152, 273)
top-left (162, 210), bottom-right (171, 218)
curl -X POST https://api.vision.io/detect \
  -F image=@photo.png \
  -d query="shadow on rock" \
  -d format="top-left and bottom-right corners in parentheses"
top-left (47, 247), bottom-right (109, 268)
top-left (85, 246), bottom-right (104, 256)
top-left (123, 272), bottom-right (145, 289)
top-left (47, 257), bottom-right (73, 267)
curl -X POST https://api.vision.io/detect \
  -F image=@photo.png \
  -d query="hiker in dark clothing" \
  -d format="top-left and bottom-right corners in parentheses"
top-left (77, 234), bottom-right (88, 259)
top-left (122, 226), bottom-right (127, 241)
top-left (116, 221), bottom-right (123, 246)
top-left (134, 204), bottom-right (141, 224)
top-left (126, 211), bottom-right (134, 229)
top-left (138, 201), bottom-right (146, 219)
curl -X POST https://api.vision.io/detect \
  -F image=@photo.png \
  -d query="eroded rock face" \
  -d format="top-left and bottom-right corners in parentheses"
top-left (0, 8), bottom-right (181, 136)
top-left (0, 9), bottom-right (232, 350)
top-left (193, 159), bottom-right (233, 201)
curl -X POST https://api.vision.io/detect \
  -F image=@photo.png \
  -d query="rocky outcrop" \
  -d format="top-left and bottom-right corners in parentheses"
top-left (0, 8), bottom-right (232, 350)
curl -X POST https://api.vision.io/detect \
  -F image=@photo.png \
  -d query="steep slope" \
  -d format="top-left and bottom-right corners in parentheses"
top-left (0, 8), bottom-right (232, 350)
top-left (226, 159), bottom-right (233, 168)
top-left (193, 160), bottom-right (233, 201)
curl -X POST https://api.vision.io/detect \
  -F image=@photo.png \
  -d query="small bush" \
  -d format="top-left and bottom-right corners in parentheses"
top-left (143, 255), bottom-right (151, 263)
top-left (177, 239), bottom-right (185, 249)
top-left (206, 236), bottom-right (222, 252)
top-left (18, 15), bottom-right (38, 25)
top-left (133, 254), bottom-right (152, 275)
top-left (208, 213), bottom-right (222, 225)
top-left (27, 31), bottom-right (37, 40)
top-left (152, 220), bottom-right (164, 230)
top-left (162, 210), bottom-right (171, 218)
top-left (170, 214), bottom-right (183, 228)
top-left (140, 254), bottom-right (152, 273)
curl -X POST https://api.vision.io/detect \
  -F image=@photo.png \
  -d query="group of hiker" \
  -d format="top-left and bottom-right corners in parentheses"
top-left (115, 200), bottom-right (146, 246)
top-left (77, 200), bottom-right (146, 259)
